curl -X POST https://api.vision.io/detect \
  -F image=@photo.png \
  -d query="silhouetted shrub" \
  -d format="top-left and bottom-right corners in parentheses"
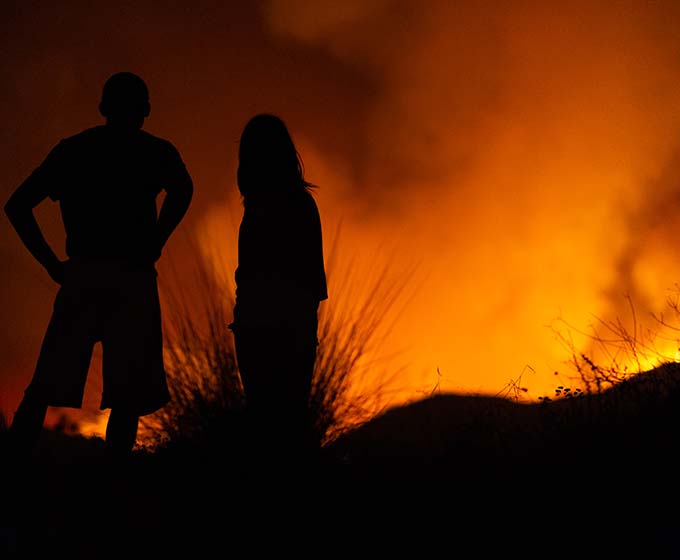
top-left (139, 230), bottom-right (412, 456)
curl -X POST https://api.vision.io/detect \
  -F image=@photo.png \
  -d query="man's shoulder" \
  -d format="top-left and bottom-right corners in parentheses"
top-left (56, 126), bottom-right (104, 149)
top-left (60, 126), bottom-right (181, 156)
top-left (138, 130), bottom-right (183, 157)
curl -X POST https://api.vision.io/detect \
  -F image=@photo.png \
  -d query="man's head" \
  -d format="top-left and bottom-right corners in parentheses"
top-left (99, 72), bottom-right (150, 128)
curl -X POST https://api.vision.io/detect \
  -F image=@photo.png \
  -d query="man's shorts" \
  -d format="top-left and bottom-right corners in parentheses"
top-left (25, 258), bottom-right (170, 416)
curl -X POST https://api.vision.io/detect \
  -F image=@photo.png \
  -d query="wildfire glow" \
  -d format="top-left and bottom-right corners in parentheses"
top-left (5, 2), bottom-right (680, 438)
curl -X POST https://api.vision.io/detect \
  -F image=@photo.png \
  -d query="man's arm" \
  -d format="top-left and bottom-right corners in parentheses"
top-left (154, 148), bottom-right (193, 261)
top-left (4, 158), bottom-right (64, 284)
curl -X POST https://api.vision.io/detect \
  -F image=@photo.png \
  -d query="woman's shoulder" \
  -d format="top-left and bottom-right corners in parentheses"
top-left (292, 189), bottom-right (321, 224)
top-left (298, 188), bottom-right (320, 210)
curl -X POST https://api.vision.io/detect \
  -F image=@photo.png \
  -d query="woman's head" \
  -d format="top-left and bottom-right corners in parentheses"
top-left (237, 113), bottom-right (313, 198)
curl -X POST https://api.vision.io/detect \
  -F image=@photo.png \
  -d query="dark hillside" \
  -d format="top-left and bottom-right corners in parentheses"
top-left (329, 363), bottom-right (680, 498)
top-left (3, 363), bottom-right (680, 555)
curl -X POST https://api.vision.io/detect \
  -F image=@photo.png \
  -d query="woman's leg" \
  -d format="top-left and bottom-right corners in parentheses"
top-left (285, 331), bottom-right (320, 457)
top-left (234, 326), bottom-right (278, 458)
top-left (234, 324), bottom-right (320, 468)
top-left (8, 389), bottom-right (48, 456)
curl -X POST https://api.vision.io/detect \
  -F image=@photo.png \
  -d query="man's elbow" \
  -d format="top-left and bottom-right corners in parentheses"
top-left (165, 180), bottom-right (193, 212)
top-left (180, 179), bottom-right (194, 207)
top-left (4, 193), bottom-right (20, 222)
top-left (4, 192), bottom-right (33, 226)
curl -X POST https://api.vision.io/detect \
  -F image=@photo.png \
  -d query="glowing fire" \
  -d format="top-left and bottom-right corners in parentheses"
top-left (7, 2), bottom-right (680, 440)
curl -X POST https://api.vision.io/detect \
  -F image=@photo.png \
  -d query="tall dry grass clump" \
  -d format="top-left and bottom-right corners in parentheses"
top-left (311, 232), bottom-right (415, 446)
top-left (139, 230), bottom-right (413, 456)
top-left (137, 248), bottom-right (244, 453)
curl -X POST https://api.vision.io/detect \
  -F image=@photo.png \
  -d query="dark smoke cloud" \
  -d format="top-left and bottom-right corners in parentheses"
top-left (4, 1), bottom-right (680, 426)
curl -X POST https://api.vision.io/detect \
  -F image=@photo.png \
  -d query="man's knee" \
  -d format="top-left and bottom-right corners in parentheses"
top-left (105, 408), bottom-right (139, 455)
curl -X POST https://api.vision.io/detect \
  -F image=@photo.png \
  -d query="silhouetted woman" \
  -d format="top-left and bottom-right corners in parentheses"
top-left (230, 113), bottom-right (328, 466)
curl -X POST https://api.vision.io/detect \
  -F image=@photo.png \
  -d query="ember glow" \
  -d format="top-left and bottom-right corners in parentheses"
top-left (3, 1), bottom-right (680, 436)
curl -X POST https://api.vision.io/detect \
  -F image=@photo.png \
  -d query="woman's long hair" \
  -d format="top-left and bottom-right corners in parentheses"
top-left (237, 113), bottom-right (315, 200)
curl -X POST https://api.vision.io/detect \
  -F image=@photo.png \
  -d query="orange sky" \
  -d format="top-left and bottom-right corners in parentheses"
top-left (4, 1), bottom-right (680, 435)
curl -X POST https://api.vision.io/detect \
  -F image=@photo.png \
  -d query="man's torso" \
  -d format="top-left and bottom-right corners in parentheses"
top-left (45, 125), bottom-right (182, 262)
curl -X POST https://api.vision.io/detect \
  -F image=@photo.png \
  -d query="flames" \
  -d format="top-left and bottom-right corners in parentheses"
top-left (255, 0), bottom-right (680, 403)
top-left (7, 1), bottom-right (680, 438)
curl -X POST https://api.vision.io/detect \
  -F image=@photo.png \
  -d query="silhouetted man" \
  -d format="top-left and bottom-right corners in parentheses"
top-left (4, 71), bottom-right (193, 459)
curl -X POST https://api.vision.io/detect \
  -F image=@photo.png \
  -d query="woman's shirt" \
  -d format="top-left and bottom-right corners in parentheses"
top-left (233, 188), bottom-right (327, 329)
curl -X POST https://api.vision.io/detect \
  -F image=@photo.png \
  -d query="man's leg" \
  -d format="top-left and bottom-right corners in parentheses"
top-left (8, 389), bottom-right (48, 457)
top-left (11, 276), bottom-right (95, 458)
top-left (105, 408), bottom-right (139, 457)
top-left (100, 264), bottom-right (164, 460)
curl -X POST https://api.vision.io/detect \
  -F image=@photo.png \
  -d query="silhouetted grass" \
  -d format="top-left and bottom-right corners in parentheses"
top-left (138, 230), bottom-right (412, 462)
top-left (552, 290), bottom-right (680, 401)
top-left (7, 238), bottom-right (680, 552)
top-left (137, 249), bottom-right (244, 455)
top-left (311, 231), bottom-right (416, 445)
top-left (4, 279), bottom-right (680, 551)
